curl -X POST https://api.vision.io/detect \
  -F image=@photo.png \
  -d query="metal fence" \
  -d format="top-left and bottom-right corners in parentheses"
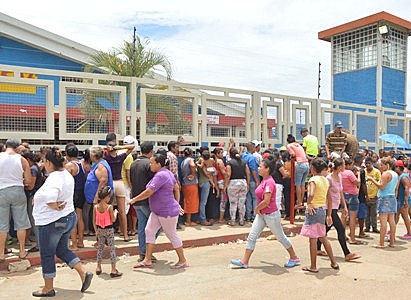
top-left (0, 63), bottom-right (410, 150)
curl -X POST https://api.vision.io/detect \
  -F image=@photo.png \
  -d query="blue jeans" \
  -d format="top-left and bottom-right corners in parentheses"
top-left (246, 181), bottom-right (257, 220)
top-left (134, 205), bottom-right (151, 255)
top-left (246, 210), bottom-right (291, 250)
top-left (38, 211), bottom-right (80, 279)
top-left (199, 181), bottom-right (210, 222)
top-left (344, 193), bottom-right (359, 212)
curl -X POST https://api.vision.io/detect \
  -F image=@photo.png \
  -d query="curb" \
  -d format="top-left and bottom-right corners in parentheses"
top-left (0, 225), bottom-right (301, 271)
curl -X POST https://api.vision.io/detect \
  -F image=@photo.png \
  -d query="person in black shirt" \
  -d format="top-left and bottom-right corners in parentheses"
top-left (129, 141), bottom-right (154, 263)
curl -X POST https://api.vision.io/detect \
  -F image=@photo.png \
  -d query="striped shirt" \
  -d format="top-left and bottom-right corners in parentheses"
top-left (326, 131), bottom-right (347, 152)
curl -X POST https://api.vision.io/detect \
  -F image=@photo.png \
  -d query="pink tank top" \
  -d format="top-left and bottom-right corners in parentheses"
top-left (95, 205), bottom-right (112, 228)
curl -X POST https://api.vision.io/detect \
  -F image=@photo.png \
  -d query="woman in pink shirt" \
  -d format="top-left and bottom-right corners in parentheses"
top-left (341, 158), bottom-right (362, 244)
top-left (286, 134), bottom-right (309, 209)
top-left (317, 158), bottom-right (360, 261)
top-left (230, 157), bottom-right (300, 269)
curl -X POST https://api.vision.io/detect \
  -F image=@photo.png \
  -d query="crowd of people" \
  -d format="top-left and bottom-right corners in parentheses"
top-left (1, 120), bottom-right (411, 295)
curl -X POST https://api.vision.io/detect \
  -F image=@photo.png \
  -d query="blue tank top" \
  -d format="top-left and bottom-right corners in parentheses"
top-left (74, 161), bottom-right (86, 191)
top-left (84, 160), bottom-right (113, 204)
top-left (378, 170), bottom-right (398, 197)
top-left (397, 173), bottom-right (408, 201)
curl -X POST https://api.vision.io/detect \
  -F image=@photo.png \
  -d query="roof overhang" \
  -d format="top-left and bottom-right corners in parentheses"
top-left (318, 11), bottom-right (411, 42)
top-left (0, 12), bottom-right (97, 65)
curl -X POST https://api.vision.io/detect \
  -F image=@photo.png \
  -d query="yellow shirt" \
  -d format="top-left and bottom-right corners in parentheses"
top-left (303, 134), bottom-right (319, 156)
top-left (309, 175), bottom-right (329, 208)
top-left (121, 154), bottom-right (134, 187)
top-left (366, 167), bottom-right (381, 198)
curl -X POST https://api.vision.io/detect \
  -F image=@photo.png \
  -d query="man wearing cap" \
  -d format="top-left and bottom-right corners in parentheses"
top-left (325, 121), bottom-right (348, 160)
top-left (300, 128), bottom-right (319, 161)
top-left (252, 140), bottom-right (263, 165)
top-left (0, 139), bottom-right (33, 261)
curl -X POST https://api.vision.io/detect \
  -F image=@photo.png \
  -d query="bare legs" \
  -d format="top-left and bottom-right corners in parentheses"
top-left (377, 213), bottom-right (396, 247)
top-left (295, 185), bottom-right (305, 208)
top-left (396, 206), bottom-right (411, 236)
top-left (304, 237), bottom-right (337, 272)
top-left (348, 211), bottom-right (358, 243)
top-left (116, 196), bottom-right (130, 241)
top-left (70, 208), bottom-right (84, 250)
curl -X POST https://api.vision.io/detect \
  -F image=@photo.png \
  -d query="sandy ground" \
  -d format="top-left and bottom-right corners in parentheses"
top-left (1, 222), bottom-right (411, 299)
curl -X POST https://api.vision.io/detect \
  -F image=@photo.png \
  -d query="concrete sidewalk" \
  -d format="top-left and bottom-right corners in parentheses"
top-left (0, 218), bottom-right (303, 270)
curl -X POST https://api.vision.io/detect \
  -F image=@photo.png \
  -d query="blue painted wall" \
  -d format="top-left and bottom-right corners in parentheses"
top-left (333, 68), bottom-right (376, 106)
top-left (382, 67), bottom-right (405, 109)
top-left (356, 115), bottom-right (377, 143)
top-left (0, 37), bottom-right (84, 71)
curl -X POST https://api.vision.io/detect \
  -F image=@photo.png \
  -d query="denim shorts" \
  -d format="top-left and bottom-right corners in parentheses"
top-left (344, 193), bottom-right (359, 212)
top-left (397, 195), bottom-right (411, 208)
top-left (378, 195), bottom-right (397, 214)
top-left (294, 162), bottom-right (309, 186)
top-left (357, 202), bottom-right (367, 219)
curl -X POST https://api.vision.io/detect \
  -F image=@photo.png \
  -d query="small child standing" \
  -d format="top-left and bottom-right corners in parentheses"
top-left (93, 186), bottom-right (122, 277)
top-left (300, 158), bottom-right (338, 273)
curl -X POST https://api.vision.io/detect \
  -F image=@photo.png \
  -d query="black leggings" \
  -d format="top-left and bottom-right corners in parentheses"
top-left (317, 209), bottom-right (350, 256)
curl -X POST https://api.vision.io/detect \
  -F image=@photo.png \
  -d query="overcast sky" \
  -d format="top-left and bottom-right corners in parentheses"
top-left (2, 0), bottom-right (411, 103)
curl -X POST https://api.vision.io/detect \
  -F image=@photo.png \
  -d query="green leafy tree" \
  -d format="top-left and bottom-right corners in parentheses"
top-left (75, 34), bottom-right (193, 136)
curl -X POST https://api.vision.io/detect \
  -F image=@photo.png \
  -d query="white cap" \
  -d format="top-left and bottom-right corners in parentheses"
top-left (123, 135), bottom-right (140, 151)
top-left (251, 140), bottom-right (262, 146)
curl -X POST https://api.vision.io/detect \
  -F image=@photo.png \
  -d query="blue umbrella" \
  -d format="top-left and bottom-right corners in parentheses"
top-left (379, 134), bottom-right (410, 149)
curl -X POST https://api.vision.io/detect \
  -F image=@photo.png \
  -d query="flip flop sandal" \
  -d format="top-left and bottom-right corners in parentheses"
top-left (331, 264), bottom-right (340, 270)
top-left (133, 262), bottom-right (154, 269)
top-left (372, 244), bottom-right (386, 249)
top-left (345, 253), bottom-right (361, 261)
top-left (302, 266), bottom-right (319, 273)
top-left (170, 262), bottom-right (189, 269)
top-left (110, 270), bottom-right (123, 277)
top-left (230, 259), bottom-right (248, 269)
top-left (317, 250), bottom-right (328, 256)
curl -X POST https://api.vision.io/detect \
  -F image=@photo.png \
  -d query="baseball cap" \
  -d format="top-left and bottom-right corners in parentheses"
top-left (123, 135), bottom-right (139, 151)
top-left (334, 121), bottom-right (343, 128)
top-left (218, 142), bottom-right (225, 147)
top-left (395, 160), bottom-right (404, 167)
top-left (252, 140), bottom-right (262, 147)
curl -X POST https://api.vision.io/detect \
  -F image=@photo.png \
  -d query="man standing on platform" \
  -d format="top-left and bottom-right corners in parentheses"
top-left (325, 121), bottom-right (348, 160)
top-left (300, 128), bottom-right (320, 161)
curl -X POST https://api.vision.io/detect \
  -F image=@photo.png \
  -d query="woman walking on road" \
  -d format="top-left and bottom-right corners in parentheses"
top-left (317, 158), bottom-right (361, 261)
top-left (301, 158), bottom-right (338, 273)
top-left (230, 157), bottom-right (300, 269)
top-left (129, 153), bottom-right (188, 269)
top-left (32, 147), bottom-right (92, 297)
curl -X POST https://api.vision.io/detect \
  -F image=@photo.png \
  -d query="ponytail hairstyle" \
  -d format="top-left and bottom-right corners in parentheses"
top-left (155, 148), bottom-right (169, 167)
top-left (153, 153), bottom-right (168, 167)
top-left (229, 147), bottom-right (241, 160)
top-left (97, 186), bottom-right (112, 203)
top-left (311, 157), bottom-right (328, 174)
top-left (331, 157), bottom-right (344, 171)
top-left (45, 147), bottom-right (65, 170)
top-left (261, 157), bottom-right (275, 175)
top-left (286, 134), bottom-right (296, 143)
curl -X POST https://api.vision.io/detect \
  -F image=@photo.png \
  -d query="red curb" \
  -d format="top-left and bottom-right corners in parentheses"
top-left (0, 225), bottom-right (301, 270)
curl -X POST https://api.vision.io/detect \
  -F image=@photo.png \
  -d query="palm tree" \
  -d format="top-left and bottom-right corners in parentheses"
top-left (89, 35), bottom-right (172, 79)
top-left (74, 34), bottom-right (191, 136)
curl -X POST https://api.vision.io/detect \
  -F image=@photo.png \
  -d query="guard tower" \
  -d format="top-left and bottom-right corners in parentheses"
top-left (319, 12), bottom-right (411, 110)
